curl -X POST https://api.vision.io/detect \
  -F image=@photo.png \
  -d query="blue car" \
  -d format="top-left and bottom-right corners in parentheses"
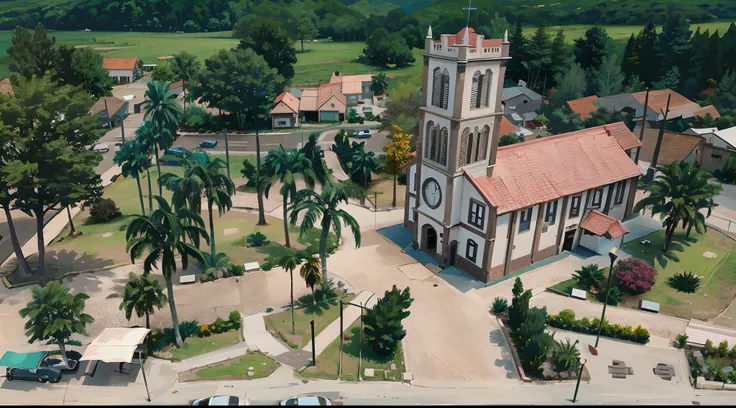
top-left (351, 129), bottom-right (371, 139)
top-left (0, 351), bottom-right (66, 384)
top-left (199, 140), bottom-right (218, 149)
top-left (166, 147), bottom-right (191, 158)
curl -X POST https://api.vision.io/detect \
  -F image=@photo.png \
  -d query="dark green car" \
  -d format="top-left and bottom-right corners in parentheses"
top-left (0, 351), bottom-right (63, 383)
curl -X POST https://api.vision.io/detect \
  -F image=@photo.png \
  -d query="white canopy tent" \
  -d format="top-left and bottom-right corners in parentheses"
top-left (80, 328), bottom-right (152, 401)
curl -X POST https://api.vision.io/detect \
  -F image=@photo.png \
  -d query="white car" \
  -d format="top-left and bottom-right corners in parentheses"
top-left (191, 396), bottom-right (250, 406)
top-left (92, 144), bottom-right (110, 153)
top-left (279, 395), bottom-right (332, 406)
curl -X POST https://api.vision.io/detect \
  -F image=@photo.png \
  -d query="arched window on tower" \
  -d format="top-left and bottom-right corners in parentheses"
top-left (470, 71), bottom-right (480, 109)
top-left (428, 124), bottom-right (438, 162)
top-left (424, 121), bottom-right (435, 159)
top-left (465, 131), bottom-right (475, 165)
top-left (439, 127), bottom-right (448, 166)
top-left (432, 68), bottom-right (442, 108)
top-left (480, 125), bottom-right (490, 161)
top-left (458, 128), bottom-right (470, 167)
top-left (441, 69), bottom-right (450, 110)
top-left (480, 69), bottom-right (492, 107)
top-left (472, 126), bottom-right (481, 162)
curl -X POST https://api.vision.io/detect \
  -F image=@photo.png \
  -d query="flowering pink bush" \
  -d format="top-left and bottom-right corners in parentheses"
top-left (614, 258), bottom-right (657, 294)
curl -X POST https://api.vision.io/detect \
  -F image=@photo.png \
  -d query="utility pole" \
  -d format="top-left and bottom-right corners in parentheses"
top-left (338, 299), bottom-right (344, 379)
top-left (224, 129), bottom-right (231, 179)
top-left (310, 320), bottom-right (316, 366)
top-left (645, 94), bottom-right (671, 183)
top-left (633, 87), bottom-right (650, 165)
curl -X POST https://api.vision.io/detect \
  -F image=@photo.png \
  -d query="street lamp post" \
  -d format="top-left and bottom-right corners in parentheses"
top-left (572, 356), bottom-right (587, 403)
top-left (595, 248), bottom-right (619, 348)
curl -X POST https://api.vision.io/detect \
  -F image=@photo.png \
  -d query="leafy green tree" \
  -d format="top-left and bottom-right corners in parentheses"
top-left (350, 149), bottom-right (379, 191)
top-left (55, 46), bottom-right (113, 98)
top-left (512, 277), bottom-right (524, 298)
top-left (196, 48), bottom-right (285, 226)
top-left (573, 26), bottom-right (611, 72)
top-left (573, 264), bottom-right (605, 291)
top-left (170, 52), bottom-right (201, 109)
top-left (548, 105), bottom-right (584, 134)
top-left (635, 161), bottom-right (722, 251)
top-left (161, 157), bottom-right (234, 258)
top-left (262, 146), bottom-right (316, 248)
top-left (517, 307), bottom-right (553, 377)
top-left (363, 27), bottom-right (415, 68)
top-left (300, 255), bottom-right (322, 304)
top-left (300, 133), bottom-right (328, 185)
top-left (370, 73), bottom-right (388, 96)
top-left (592, 54), bottom-right (625, 96)
top-left (238, 19), bottom-right (297, 81)
top-left (548, 30), bottom-right (570, 88)
top-left (499, 133), bottom-right (522, 146)
top-left (114, 140), bottom-right (150, 215)
top-left (289, 180), bottom-right (362, 287)
top-left (126, 196), bottom-right (208, 347)
top-left (362, 285), bottom-right (414, 356)
top-left (381, 80), bottom-right (422, 138)
top-left (134, 121), bottom-right (157, 212)
top-left (277, 250), bottom-right (306, 334)
top-left (119, 272), bottom-right (167, 329)
top-left (477, 12), bottom-right (508, 39)
top-left (296, 17), bottom-right (318, 52)
top-left (625, 74), bottom-right (645, 93)
top-left (0, 77), bottom-right (103, 280)
top-left (19, 281), bottom-right (94, 369)
top-left (142, 81), bottom-right (182, 195)
top-left (549, 63), bottom-right (586, 109)
top-left (383, 125), bottom-right (413, 207)
top-left (507, 21), bottom-right (528, 83)
top-left (523, 22), bottom-right (552, 91)
top-left (152, 63), bottom-right (176, 82)
top-left (621, 34), bottom-right (637, 81)
top-left (7, 23), bottom-right (57, 79)
top-left (652, 66), bottom-right (680, 90)
top-left (654, 13), bottom-right (691, 85)
top-left (583, 107), bottom-right (634, 130)
top-left (713, 70), bottom-right (736, 111)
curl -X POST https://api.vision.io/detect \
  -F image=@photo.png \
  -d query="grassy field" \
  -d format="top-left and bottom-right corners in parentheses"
top-left (167, 331), bottom-right (240, 362)
top-left (189, 351), bottom-right (279, 381)
top-left (539, 21), bottom-right (736, 44)
top-left (300, 321), bottom-right (405, 381)
top-left (265, 291), bottom-right (357, 349)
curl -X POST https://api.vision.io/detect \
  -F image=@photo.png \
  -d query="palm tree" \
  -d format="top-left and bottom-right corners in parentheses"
top-left (119, 272), bottom-right (167, 329)
top-left (350, 149), bottom-right (380, 193)
top-left (262, 146), bottom-right (316, 248)
top-left (134, 122), bottom-right (157, 212)
top-left (19, 281), bottom-right (94, 369)
top-left (277, 250), bottom-right (306, 334)
top-left (114, 140), bottom-right (149, 215)
top-left (142, 81), bottom-right (183, 195)
top-left (161, 157), bottom-right (234, 259)
top-left (289, 180), bottom-right (362, 287)
top-left (552, 339), bottom-right (580, 378)
top-left (126, 196), bottom-right (208, 347)
top-left (299, 255), bottom-right (322, 304)
top-left (572, 264), bottom-right (605, 291)
top-left (635, 161), bottom-right (722, 251)
top-left (170, 52), bottom-right (200, 109)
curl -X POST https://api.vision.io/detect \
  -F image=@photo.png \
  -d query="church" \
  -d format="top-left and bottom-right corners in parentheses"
top-left (402, 26), bottom-right (643, 283)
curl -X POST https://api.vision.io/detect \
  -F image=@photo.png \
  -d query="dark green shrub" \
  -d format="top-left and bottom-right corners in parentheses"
top-left (516, 307), bottom-right (552, 377)
top-left (572, 264), bottom-right (605, 291)
top-left (362, 285), bottom-right (414, 356)
top-left (547, 313), bottom-right (649, 344)
top-left (201, 268), bottom-right (219, 282)
top-left (90, 198), bottom-right (122, 223)
top-left (246, 232), bottom-right (270, 247)
top-left (183, 105), bottom-right (209, 128)
top-left (179, 320), bottom-right (200, 341)
top-left (266, 307), bottom-right (274, 313)
top-left (558, 309), bottom-right (576, 325)
top-left (492, 297), bottom-right (508, 314)
top-left (598, 285), bottom-right (623, 305)
top-left (673, 333), bottom-right (688, 349)
top-left (226, 262), bottom-right (245, 276)
top-left (718, 340), bottom-right (730, 358)
top-left (668, 271), bottom-right (701, 293)
top-left (241, 159), bottom-right (257, 186)
top-left (704, 339), bottom-right (716, 357)
top-left (228, 310), bottom-right (242, 329)
top-left (552, 339), bottom-right (580, 376)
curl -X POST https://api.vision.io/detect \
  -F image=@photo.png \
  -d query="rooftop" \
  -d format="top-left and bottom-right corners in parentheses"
top-left (715, 126), bottom-right (736, 149)
top-left (89, 96), bottom-right (127, 118)
top-left (271, 91), bottom-right (300, 114)
top-left (469, 122), bottom-right (641, 214)
top-left (638, 129), bottom-right (704, 165)
top-left (102, 58), bottom-right (138, 71)
top-left (580, 210), bottom-right (629, 239)
top-left (499, 116), bottom-right (518, 136)
top-left (567, 95), bottom-right (599, 120)
top-left (502, 86), bottom-right (542, 102)
top-left (428, 27), bottom-right (506, 60)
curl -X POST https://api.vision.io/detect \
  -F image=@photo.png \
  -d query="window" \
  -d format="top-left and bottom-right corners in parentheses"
top-left (591, 188), bottom-right (603, 208)
top-left (441, 69), bottom-right (450, 109)
top-left (468, 200), bottom-right (485, 229)
top-left (470, 71), bottom-right (480, 109)
top-left (424, 121), bottom-right (435, 160)
top-left (432, 68), bottom-right (442, 107)
top-left (519, 207), bottom-right (533, 233)
top-left (458, 128), bottom-right (470, 167)
top-left (545, 200), bottom-right (558, 225)
top-left (424, 122), bottom-right (447, 166)
top-left (480, 69), bottom-right (492, 107)
top-left (569, 194), bottom-right (582, 218)
top-left (712, 154), bottom-right (723, 160)
top-left (439, 127), bottom-right (448, 165)
top-left (277, 120), bottom-right (288, 126)
top-left (466, 239), bottom-right (478, 262)
top-left (614, 180), bottom-right (626, 205)
top-left (466, 132), bottom-right (475, 165)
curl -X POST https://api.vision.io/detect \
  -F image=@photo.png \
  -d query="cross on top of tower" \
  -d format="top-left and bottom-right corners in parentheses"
top-left (463, 0), bottom-right (476, 31)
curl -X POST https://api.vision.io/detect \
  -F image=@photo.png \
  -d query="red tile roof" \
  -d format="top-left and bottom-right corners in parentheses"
top-left (469, 123), bottom-right (641, 214)
top-left (271, 91), bottom-right (300, 114)
top-left (580, 210), bottom-right (629, 239)
top-left (439, 27), bottom-right (502, 48)
top-left (499, 116), bottom-right (518, 136)
top-left (633, 89), bottom-right (693, 112)
top-left (0, 78), bottom-right (14, 96)
top-left (695, 105), bottom-right (721, 119)
top-left (638, 129), bottom-right (704, 165)
top-left (567, 95), bottom-right (599, 120)
top-left (102, 58), bottom-right (139, 71)
top-left (317, 83), bottom-right (346, 110)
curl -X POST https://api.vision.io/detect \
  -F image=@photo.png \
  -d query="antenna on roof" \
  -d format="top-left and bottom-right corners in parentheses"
top-left (463, 0), bottom-right (476, 41)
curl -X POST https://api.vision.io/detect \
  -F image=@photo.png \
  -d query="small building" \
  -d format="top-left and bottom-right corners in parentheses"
top-left (316, 83), bottom-right (347, 122)
top-left (89, 96), bottom-right (129, 127)
top-left (330, 72), bottom-right (374, 105)
top-left (502, 85), bottom-right (542, 114)
top-left (638, 128), bottom-right (704, 167)
top-left (270, 91), bottom-right (301, 128)
top-left (102, 58), bottom-right (140, 84)
top-left (0, 78), bottom-right (14, 96)
top-left (683, 126), bottom-right (736, 171)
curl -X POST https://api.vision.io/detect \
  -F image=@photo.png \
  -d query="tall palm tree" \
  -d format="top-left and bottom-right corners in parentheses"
top-left (299, 255), bottom-right (322, 304)
top-left (289, 180), bottom-right (362, 287)
top-left (119, 272), bottom-right (167, 329)
top-left (350, 149), bottom-right (380, 193)
top-left (262, 146), bottom-right (316, 248)
top-left (126, 196), bottom-right (208, 347)
top-left (161, 158), bottom-right (234, 259)
top-left (170, 52), bottom-right (200, 109)
top-left (114, 140), bottom-right (149, 215)
top-left (635, 161), bottom-right (722, 251)
top-left (277, 250), bottom-right (305, 335)
top-left (142, 81), bottom-right (183, 195)
top-left (134, 122), bottom-right (157, 212)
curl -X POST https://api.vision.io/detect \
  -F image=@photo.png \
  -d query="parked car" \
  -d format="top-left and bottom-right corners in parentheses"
top-left (0, 351), bottom-right (63, 384)
top-left (279, 395), bottom-right (332, 406)
top-left (199, 140), bottom-right (218, 149)
top-left (191, 396), bottom-right (250, 406)
top-left (41, 350), bottom-right (82, 372)
top-left (93, 144), bottom-right (110, 153)
top-left (166, 147), bottom-right (191, 158)
top-left (351, 129), bottom-right (371, 139)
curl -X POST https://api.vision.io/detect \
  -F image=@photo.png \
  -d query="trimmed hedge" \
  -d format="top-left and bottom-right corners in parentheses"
top-left (547, 309), bottom-right (650, 344)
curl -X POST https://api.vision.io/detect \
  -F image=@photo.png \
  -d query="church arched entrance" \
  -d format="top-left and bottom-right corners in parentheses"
top-left (421, 224), bottom-right (438, 252)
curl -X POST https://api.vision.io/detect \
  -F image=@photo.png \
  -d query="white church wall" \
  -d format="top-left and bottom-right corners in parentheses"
top-left (417, 165), bottom-right (448, 223)
top-left (456, 227), bottom-right (485, 267)
top-left (426, 58), bottom-right (457, 117)
top-left (608, 180), bottom-right (631, 221)
top-left (450, 176), bottom-right (465, 225)
top-left (417, 212), bottom-right (444, 256)
top-left (512, 206), bottom-right (537, 260)
top-left (459, 179), bottom-right (488, 233)
top-left (460, 62), bottom-right (502, 119)
top-left (539, 199), bottom-right (562, 249)
top-left (408, 195), bottom-right (416, 212)
top-left (491, 213), bottom-right (510, 268)
top-left (579, 233), bottom-right (601, 254)
top-left (422, 114), bottom-right (453, 171)
top-left (408, 164), bottom-right (417, 193)
top-left (456, 115), bottom-right (498, 176)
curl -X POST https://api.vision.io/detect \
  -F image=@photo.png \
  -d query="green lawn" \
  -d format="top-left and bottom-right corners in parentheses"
top-left (190, 351), bottom-right (279, 380)
top-left (549, 277), bottom-right (603, 304)
top-left (265, 291), bottom-right (357, 349)
top-left (538, 21), bottom-right (736, 44)
top-left (167, 331), bottom-right (240, 362)
top-left (619, 229), bottom-right (736, 319)
top-left (301, 321), bottom-right (405, 381)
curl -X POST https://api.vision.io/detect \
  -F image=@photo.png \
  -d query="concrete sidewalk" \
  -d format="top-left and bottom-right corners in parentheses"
top-left (302, 290), bottom-right (376, 356)
top-left (322, 150), bottom-right (349, 181)
top-left (242, 313), bottom-right (289, 357)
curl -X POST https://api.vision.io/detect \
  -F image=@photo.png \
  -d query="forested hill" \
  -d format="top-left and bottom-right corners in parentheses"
top-left (0, 0), bottom-right (733, 31)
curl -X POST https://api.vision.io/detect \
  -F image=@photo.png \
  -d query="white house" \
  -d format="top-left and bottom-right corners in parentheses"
top-left (403, 26), bottom-right (642, 283)
top-left (102, 58), bottom-right (139, 84)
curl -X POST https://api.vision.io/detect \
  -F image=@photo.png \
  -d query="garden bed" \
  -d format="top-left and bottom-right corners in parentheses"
top-left (178, 351), bottom-right (280, 382)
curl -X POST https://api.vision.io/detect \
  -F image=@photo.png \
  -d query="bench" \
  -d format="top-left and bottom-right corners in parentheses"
top-left (570, 288), bottom-right (587, 300)
top-left (243, 262), bottom-right (260, 272)
top-left (639, 300), bottom-right (660, 313)
top-left (180, 274), bottom-right (196, 284)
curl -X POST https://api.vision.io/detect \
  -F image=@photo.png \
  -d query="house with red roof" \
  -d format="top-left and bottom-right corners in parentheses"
top-left (102, 58), bottom-right (140, 84)
top-left (402, 26), bottom-right (642, 283)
